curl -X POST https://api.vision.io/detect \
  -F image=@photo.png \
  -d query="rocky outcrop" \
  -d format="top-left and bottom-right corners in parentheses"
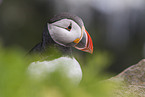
top-left (110, 59), bottom-right (145, 97)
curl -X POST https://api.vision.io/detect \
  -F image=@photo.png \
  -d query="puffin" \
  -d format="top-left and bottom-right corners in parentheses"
top-left (28, 13), bottom-right (93, 84)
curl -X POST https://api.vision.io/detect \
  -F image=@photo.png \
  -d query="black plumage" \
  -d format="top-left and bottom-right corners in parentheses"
top-left (48, 13), bottom-right (83, 27)
top-left (29, 13), bottom-right (88, 58)
top-left (29, 24), bottom-right (72, 56)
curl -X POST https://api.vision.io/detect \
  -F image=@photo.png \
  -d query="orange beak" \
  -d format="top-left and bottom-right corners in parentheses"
top-left (74, 27), bottom-right (93, 54)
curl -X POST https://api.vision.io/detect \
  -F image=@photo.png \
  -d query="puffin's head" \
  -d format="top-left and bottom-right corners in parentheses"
top-left (47, 13), bottom-right (93, 54)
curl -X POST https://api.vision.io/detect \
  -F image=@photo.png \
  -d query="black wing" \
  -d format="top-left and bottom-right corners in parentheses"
top-left (29, 42), bottom-right (44, 54)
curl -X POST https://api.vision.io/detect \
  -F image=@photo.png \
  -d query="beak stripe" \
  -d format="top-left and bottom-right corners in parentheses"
top-left (85, 29), bottom-right (93, 54)
top-left (74, 26), bottom-right (93, 54)
top-left (73, 38), bottom-right (80, 43)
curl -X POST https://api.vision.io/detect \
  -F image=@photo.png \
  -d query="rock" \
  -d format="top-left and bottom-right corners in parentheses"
top-left (110, 59), bottom-right (145, 97)
top-left (113, 59), bottom-right (145, 85)
top-left (112, 85), bottom-right (145, 97)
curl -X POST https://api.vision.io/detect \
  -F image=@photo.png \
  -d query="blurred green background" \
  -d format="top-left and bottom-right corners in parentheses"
top-left (0, 46), bottom-right (116, 97)
top-left (1, 1), bottom-right (145, 96)
top-left (0, 0), bottom-right (145, 74)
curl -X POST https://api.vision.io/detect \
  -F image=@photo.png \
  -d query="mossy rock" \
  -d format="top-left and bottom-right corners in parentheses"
top-left (110, 59), bottom-right (145, 97)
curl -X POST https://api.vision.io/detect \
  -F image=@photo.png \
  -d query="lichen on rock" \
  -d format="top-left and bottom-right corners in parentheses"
top-left (110, 59), bottom-right (145, 97)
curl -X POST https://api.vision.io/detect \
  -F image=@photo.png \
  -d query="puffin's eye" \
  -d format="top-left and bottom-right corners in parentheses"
top-left (66, 23), bottom-right (72, 31)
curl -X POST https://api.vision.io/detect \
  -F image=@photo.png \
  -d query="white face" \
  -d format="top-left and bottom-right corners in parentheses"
top-left (48, 19), bottom-right (82, 46)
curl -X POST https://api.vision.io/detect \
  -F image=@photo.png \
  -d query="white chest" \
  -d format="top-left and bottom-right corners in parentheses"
top-left (28, 57), bottom-right (82, 84)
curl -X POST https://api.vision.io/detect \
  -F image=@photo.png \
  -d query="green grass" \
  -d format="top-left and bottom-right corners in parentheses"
top-left (0, 45), bottom-right (117, 97)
